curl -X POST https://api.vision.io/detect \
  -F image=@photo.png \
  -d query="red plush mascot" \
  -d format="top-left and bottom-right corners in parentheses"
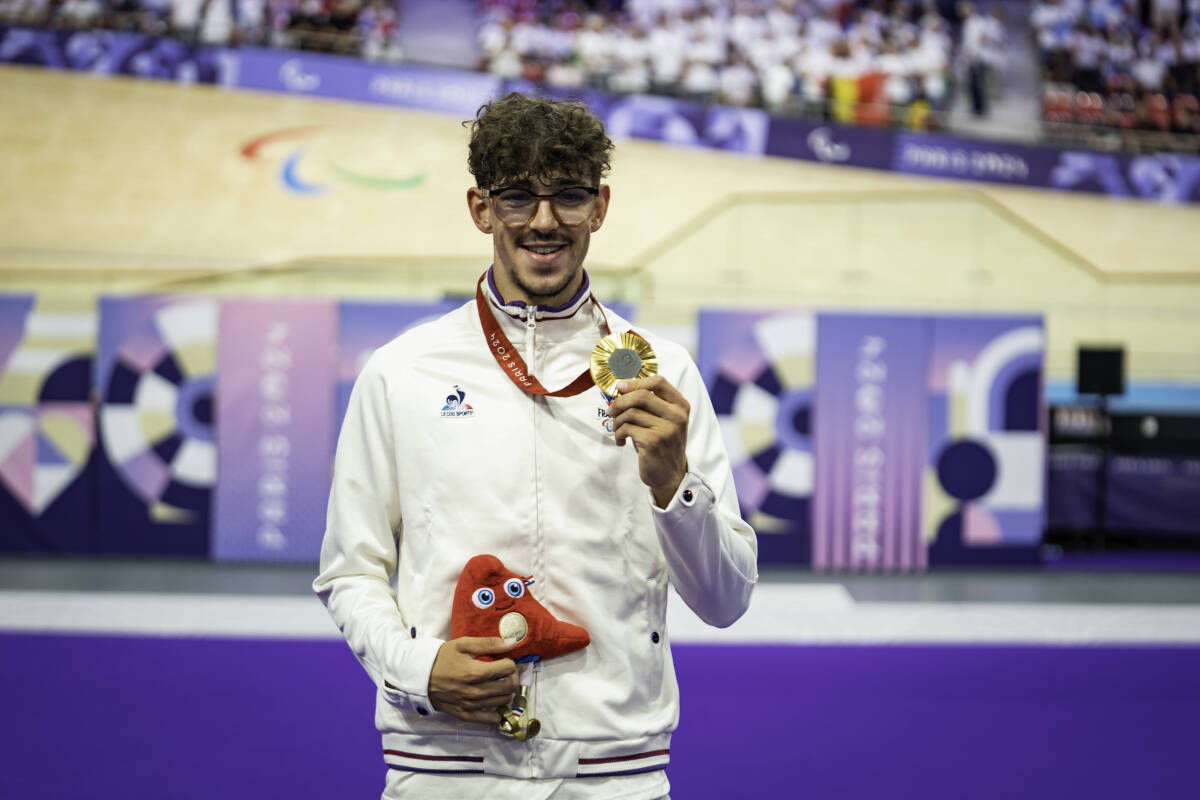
top-left (450, 554), bottom-right (590, 739)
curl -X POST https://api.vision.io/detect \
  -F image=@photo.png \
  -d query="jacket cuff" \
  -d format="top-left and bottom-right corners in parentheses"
top-left (649, 470), bottom-right (710, 517)
top-left (380, 636), bottom-right (444, 718)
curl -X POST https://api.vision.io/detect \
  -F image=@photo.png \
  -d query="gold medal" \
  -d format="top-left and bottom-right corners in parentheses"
top-left (591, 332), bottom-right (657, 397)
top-left (498, 685), bottom-right (540, 741)
top-left (498, 611), bottom-right (528, 643)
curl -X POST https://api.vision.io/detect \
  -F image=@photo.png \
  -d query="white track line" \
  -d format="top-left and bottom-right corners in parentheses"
top-left (1, 586), bottom-right (1199, 644)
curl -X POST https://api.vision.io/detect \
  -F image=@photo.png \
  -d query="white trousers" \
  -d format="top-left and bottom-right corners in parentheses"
top-left (383, 768), bottom-right (670, 800)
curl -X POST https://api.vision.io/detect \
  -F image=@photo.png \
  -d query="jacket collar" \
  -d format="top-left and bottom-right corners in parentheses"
top-left (484, 266), bottom-right (593, 324)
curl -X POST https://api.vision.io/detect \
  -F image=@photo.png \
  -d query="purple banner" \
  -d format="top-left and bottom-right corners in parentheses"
top-left (0, 26), bottom-right (235, 83)
top-left (894, 131), bottom-right (1200, 202)
top-left (765, 117), bottom-right (896, 171)
top-left (813, 314), bottom-right (930, 571)
top-left (236, 47), bottom-right (501, 117)
top-left (603, 95), bottom-right (768, 154)
top-left (213, 299), bottom-right (337, 562)
top-left (925, 316), bottom-right (1045, 565)
top-left (892, 131), bottom-right (1059, 186)
top-left (1047, 150), bottom-right (1200, 203)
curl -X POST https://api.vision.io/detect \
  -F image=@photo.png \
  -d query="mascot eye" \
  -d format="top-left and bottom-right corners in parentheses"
top-left (504, 579), bottom-right (525, 599)
top-left (472, 588), bottom-right (495, 609)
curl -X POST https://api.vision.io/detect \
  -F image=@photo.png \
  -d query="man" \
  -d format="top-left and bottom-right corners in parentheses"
top-left (314, 92), bottom-right (757, 799)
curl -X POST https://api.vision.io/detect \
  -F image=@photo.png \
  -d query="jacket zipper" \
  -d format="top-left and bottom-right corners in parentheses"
top-left (524, 304), bottom-right (536, 358)
top-left (526, 303), bottom-right (545, 594)
top-left (526, 303), bottom-right (542, 771)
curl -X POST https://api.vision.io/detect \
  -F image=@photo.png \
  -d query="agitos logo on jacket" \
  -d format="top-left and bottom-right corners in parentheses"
top-left (238, 126), bottom-right (427, 196)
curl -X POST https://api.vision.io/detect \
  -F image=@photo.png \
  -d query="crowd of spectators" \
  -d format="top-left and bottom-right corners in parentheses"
top-left (0, 0), bottom-right (1011, 131)
top-left (1033, 0), bottom-right (1200, 142)
top-left (0, 0), bottom-right (405, 61)
top-left (476, 0), bottom-right (1007, 128)
top-left (6, 0), bottom-right (1196, 148)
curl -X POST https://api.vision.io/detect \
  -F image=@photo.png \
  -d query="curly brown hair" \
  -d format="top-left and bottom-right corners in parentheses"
top-left (466, 93), bottom-right (613, 189)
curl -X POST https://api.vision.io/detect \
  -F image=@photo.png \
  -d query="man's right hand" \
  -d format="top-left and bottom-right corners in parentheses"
top-left (427, 637), bottom-right (519, 725)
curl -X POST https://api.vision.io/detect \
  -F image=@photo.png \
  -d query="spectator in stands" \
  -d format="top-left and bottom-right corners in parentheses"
top-left (681, 53), bottom-right (721, 102)
top-left (1151, 0), bottom-right (1182, 32)
top-left (576, 13), bottom-right (616, 88)
top-left (1132, 33), bottom-right (1167, 91)
top-left (608, 23), bottom-right (652, 94)
top-left (648, 10), bottom-right (687, 95)
top-left (1104, 22), bottom-right (1137, 84)
top-left (960, 2), bottom-right (991, 115)
top-left (981, 5), bottom-right (1007, 99)
top-left (887, 0), bottom-right (919, 49)
top-left (807, 5), bottom-right (844, 51)
top-left (477, 10), bottom-right (514, 67)
top-left (1032, 0), bottom-right (1074, 81)
top-left (759, 48), bottom-right (798, 110)
top-left (57, 0), bottom-right (103, 28)
top-left (798, 29), bottom-right (835, 110)
top-left (917, 11), bottom-right (951, 106)
top-left (1035, 0), bottom-right (1200, 144)
top-left (877, 36), bottom-right (915, 109)
top-left (199, 0), bottom-right (236, 46)
top-left (546, 54), bottom-right (585, 87)
top-left (827, 35), bottom-right (870, 120)
top-left (719, 52), bottom-right (758, 106)
top-left (767, 0), bottom-right (802, 41)
top-left (1072, 22), bottom-right (1107, 93)
top-left (480, 11), bottom-right (531, 78)
top-left (6, 0), bottom-right (977, 135)
top-left (359, 0), bottom-right (402, 61)
top-left (1182, 16), bottom-right (1200, 93)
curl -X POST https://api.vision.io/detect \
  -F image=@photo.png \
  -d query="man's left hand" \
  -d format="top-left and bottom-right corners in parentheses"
top-left (609, 375), bottom-right (689, 509)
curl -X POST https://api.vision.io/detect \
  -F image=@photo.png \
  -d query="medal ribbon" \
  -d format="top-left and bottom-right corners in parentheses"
top-left (475, 274), bottom-right (610, 398)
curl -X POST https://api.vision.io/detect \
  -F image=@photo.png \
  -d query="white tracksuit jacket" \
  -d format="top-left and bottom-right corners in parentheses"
top-left (314, 271), bottom-right (758, 785)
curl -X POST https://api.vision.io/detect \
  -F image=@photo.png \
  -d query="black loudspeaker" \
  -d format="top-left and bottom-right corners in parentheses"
top-left (1077, 346), bottom-right (1125, 396)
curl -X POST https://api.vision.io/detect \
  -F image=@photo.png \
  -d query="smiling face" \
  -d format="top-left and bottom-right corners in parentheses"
top-left (468, 178), bottom-right (610, 307)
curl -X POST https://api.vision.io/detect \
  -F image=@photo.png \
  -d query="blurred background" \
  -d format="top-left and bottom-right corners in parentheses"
top-left (0, 1), bottom-right (1198, 798)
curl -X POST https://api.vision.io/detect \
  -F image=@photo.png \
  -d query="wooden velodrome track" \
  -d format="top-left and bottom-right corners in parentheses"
top-left (1, 64), bottom-right (1197, 382)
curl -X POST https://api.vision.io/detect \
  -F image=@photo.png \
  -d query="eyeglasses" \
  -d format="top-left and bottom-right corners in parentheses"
top-left (482, 185), bottom-right (599, 226)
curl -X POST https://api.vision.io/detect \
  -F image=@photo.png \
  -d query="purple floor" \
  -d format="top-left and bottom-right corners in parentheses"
top-left (1, 634), bottom-right (1196, 799)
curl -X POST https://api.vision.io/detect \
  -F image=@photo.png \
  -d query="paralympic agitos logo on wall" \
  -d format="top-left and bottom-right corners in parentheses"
top-left (238, 126), bottom-right (427, 196)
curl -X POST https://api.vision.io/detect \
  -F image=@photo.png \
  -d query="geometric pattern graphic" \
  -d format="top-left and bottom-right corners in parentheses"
top-left (0, 295), bottom-right (96, 517)
top-left (97, 298), bottom-right (217, 525)
top-left (925, 317), bottom-right (1045, 563)
top-left (697, 310), bottom-right (815, 564)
